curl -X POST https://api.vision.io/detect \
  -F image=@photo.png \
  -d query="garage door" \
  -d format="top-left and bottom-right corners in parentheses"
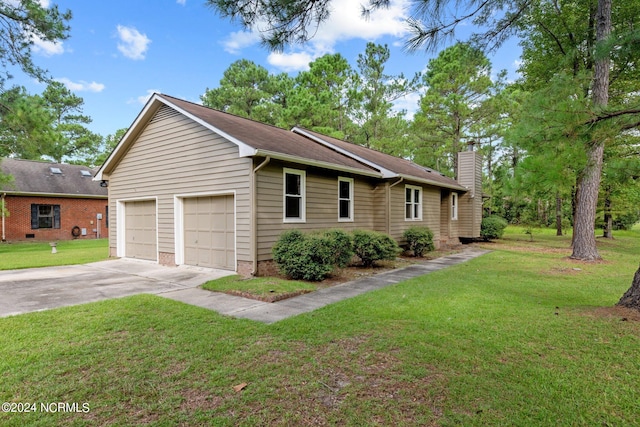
top-left (184, 195), bottom-right (235, 270)
top-left (124, 200), bottom-right (157, 261)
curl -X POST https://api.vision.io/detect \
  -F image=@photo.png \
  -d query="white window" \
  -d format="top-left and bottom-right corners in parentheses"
top-left (338, 177), bottom-right (354, 221)
top-left (451, 192), bottom-right (458, 220)
top-left (405, 185), bottom-right (422, 221)
top-left (283, 168), bottom-right (306, 222)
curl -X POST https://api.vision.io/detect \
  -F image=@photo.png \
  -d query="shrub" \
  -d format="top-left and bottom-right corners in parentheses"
top-left (272, 230), bottom-right (334, 281)
top-left (272, 229), bottom-right (354, 281)
top-left (403, 226), bottom-right (435, 257)
top-left (481, 215), bottom-right (508, 241)
top-left (323, 229), bottom-right (354, 268)
top-left (351, 230), bottom-right (400, 267)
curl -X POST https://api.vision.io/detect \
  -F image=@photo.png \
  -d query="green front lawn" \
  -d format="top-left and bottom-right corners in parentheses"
top-left (203, 274), bottom-right (318, 302)
top-left (0, 228), bottom-right (639, 425)
top-left (0, 239), bottom-right (109, 270)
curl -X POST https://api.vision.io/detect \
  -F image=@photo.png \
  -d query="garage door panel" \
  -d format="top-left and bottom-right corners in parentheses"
top-left (125, 200), bottom-right (157, 261)
top-left (183, 195), bottom-right (235, 270)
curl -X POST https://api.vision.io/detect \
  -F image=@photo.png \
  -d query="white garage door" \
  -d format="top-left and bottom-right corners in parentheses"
top-left (184, 195), bottom-right (235, 270)
top-left (124, 200), bottom-right (157, 261)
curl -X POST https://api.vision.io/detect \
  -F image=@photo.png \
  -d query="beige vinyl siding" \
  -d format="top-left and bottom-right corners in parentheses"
top-left (255, 162), bottom-right (378, 261)
top-left (439, 191), bottom-right (459, 243)
top-left (107, 105), bottom-right (252, 262)
top-left (389, 183), bottom-right (441, 244)
top-left (457, 151), bottom-right (482, 238)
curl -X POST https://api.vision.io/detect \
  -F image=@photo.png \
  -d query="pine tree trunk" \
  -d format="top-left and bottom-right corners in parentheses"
top-left (617, 265), bottom-right (640, 310)
top-left (603, 186), bottom-right (613, 239)
top-left (570, 0), bottom-right (610, 261)
top-left (571, 143), bottom-right (604, 260)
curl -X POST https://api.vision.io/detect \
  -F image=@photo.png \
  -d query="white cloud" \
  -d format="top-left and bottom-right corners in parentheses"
top-left (38, 0), bottom-right (50, 7)
top-left (176, 0), bottom-right (186, 4)
top-left (32, 34), bottom-right (64, 56)
top-left (267, 51), bottom-right (316, 72)
top-left (221, 30), bottom-right (261, 55)
top-left (128, 89), bottom-right (160, 105)
top-left (56, 78), bottom-right (105, 93)
top-left (116, 25), bottom-right (151, 60)
top-left (223, 0), bottom-right (410, 72)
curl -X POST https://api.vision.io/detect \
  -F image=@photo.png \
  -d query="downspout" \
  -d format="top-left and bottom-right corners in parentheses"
top-left (1, 193), bottom-right (5, 242)
top-left (251, 156), bottom-right (270, 276)
top-left (387, 177), bottom-right (404, 236)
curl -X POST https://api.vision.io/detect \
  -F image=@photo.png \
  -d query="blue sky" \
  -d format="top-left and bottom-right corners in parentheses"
top-left (16, 0), bottom-right (522, 138)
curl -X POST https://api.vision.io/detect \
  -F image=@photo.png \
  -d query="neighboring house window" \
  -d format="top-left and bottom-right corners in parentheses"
top-left (338, 177), bottom-right (354, 221)
top-left (451, 193), bottom-right (458, 220)
top-left (405, 185), bottom-right (422, 221)
top-left (31, 204), bottom-right (61, 229)
top-left (283, 168), bottom-right (306, 222)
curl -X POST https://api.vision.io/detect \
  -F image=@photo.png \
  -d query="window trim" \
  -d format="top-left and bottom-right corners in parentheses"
top-left (451, 192), bottom-right (458, 221)
top-left (30, 204), bottom-right (61, 229)
top-left (404, 185), bottom-right (423, 221)
top-left (338, 176), bottom-right (354, 222)
top-left (283, 168), bottom-right (306, 223)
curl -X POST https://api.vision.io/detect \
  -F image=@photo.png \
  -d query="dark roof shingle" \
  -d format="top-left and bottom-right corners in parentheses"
top-left (0, 158), bottom-right (107, 197)
top-left (158, 94), bottom-right (378, 174)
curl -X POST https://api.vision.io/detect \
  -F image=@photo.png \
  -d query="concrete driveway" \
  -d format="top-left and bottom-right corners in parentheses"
top-left (0, 259), bottom-right (234, 318)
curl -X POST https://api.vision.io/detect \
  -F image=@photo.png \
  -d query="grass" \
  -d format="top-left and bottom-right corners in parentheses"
top-left (0, 239), bottom-right (109, 270)
top-left (202, 274), bottom-right (318, 301)
top-left (1, 227), bottom-right (639, 425)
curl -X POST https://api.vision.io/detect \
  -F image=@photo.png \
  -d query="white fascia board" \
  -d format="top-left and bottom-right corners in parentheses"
top-left (399, 174), bottom-right (468, 192)
top-left (94, 94), bottom-right (257, 181)
top-left (291, 127), bottom-right (397, 178)
top-left (255, 149), bottom-right (383, 178)
top-left (94, 93), bottom-right (165, 181)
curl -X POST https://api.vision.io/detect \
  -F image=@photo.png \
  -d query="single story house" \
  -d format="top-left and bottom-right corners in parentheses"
top-left (95, 93), bottom-right (482, 276)
top-left (0, 158), bottom-right (108, 241)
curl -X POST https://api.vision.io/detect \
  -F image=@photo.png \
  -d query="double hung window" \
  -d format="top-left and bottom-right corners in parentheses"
top-left (284, 168), bottom-right (306, 222)
top-left (338, 177), bottom-right (354, 221)
top-left (405, 185), bottom-right (422, 221)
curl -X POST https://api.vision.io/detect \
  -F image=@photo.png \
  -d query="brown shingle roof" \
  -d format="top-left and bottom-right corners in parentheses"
top-left (157, 94), bottom-right (378, 175)
top-left (293, 127), bottom-right (466, 190)
top-left (0, 158), bottom-right (107, 197)
top-left (98, 93), bottom-right (467, 191)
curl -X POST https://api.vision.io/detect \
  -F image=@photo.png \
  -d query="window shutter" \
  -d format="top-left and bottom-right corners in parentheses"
top-left (31, 204), bottom-right (39, 229)
top-left (53, 205), bottom-right (61, 229)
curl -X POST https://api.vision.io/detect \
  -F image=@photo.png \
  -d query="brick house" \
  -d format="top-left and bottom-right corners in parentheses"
top-left (0, 158), bottom-right (108, 241)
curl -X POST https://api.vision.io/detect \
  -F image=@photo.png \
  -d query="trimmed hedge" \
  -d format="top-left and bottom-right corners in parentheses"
top-left (481, 215), bottom-right (508, 240)
top-left (272, 229), bottom-right (354, 281)
top-left (352, 230), bottom-right (400, 267)
top-left (403, 226), bottom-right (435, 257)
top-left (272, 229), bottom-right (400, 279)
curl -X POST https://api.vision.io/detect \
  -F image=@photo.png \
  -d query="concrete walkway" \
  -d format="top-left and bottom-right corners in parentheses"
top-left (161, 247), bottom-right (490, 324)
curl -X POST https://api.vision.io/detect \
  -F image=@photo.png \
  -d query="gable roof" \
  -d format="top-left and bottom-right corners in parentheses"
top-left (95, 93), bottom-right (467, 191)
top-left (0, 158), bottom-right (107, 198)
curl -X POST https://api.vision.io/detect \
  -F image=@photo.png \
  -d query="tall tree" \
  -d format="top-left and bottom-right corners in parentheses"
top-left (201, 59), bottom-right (291, 126)
top-left (0, 85), bottom-right (53, 159)
top-left (412, 42), bottom-right (500, 177)
top-left (41, 81), bottom-right (99, 163)
top-left (0, 0), bottom-right (71, 90)
top-left (350, 42), bottom-right (420, 156)
top-left (0, 1), bottom-right (71, 180)
top-left (280, 53), bottom-right (355, 136)
top-left (90, 128), bottom-right (128, 167)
